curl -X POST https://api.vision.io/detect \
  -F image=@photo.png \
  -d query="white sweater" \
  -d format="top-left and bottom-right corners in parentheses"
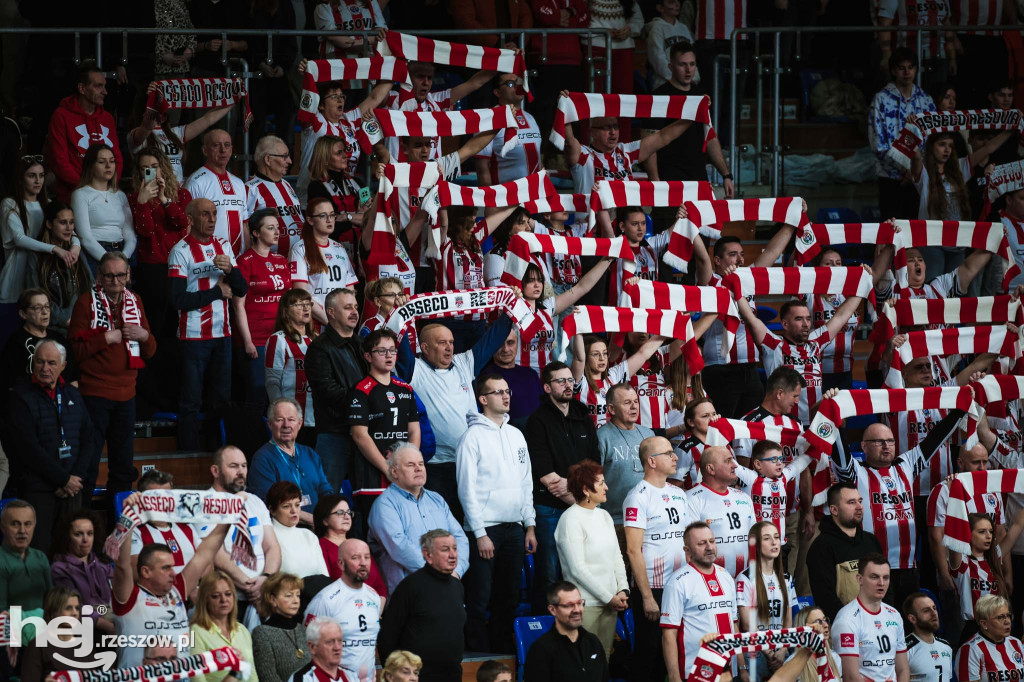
top-left (554, 504), bottom-right (628, 605)
top-left (456, 411), bottom-right (536, 537)
top-left (272, 519), bottom-right (330, 577)
top-left (71, 185), bottom-right (136, 260)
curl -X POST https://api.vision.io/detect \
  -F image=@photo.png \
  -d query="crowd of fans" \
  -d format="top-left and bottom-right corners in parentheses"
top-left (4, 1), bottom-right (1024, 682)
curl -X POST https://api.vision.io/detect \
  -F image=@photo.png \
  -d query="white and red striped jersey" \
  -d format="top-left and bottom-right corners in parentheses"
top-left (265, 331), bottom-right (315, 427)
top-left (734, 454), bottom-right (813, 543)
top-left (476, 109), bottom-right (542, 183)
top-left (672, 433), bottom-right (708, 488)
top-left (704, 272), bottom-right (759, 365)
top-left (360, 310), bottom-right (419, 354)
top-left (289, 238), bottom-right (359, 310)
top-left (184, 166), bottom-right (248, 256)
top-left (297, 110), bottom-right (362, 202)
top-left (832, 598), bottom-right (907, 681)
top-left (686, 483), bottom-right (757, 576)
top-left (315, 0), bottom-right (386, 57)
top-left (735, 566), bottom-right (797, 631)
top-left (660, 562), bottom-right (737, 677)
top-left (236, 249), bottom-right (290, 347)
top-left (131, 124), bottom-right (187, 182)
top-left (517, 297), bottom-right (556, 375)
top-left (877, 0), bottom-right (951, 59)
top-left (113, 573), bottom-right (189, 668)
top-left (954, 556), bottom-right (1002, 620)
top-left (575, 358), bottom-right (630, 427)
top-left (1002, 212), bottom-right (1024, 292)
top-left (927, 478), bottom-right (1005, 529)
top-left (630, 346), bottom-right (672, 429)
top-left (436, 235), bottom-right (485, 291)
top-left (167, 234), bottom-right (236, 340)
top-left (731, 407), bottom-right (803, 509)
top-left (385, 88), bottom-right (454, 163)
top-left (806, 293), bottom-right (859, 374)
top-left (889, 406), bottom-right (952, 497)
top-left (846, 451), bottom-right (925, 570)
top-left (958, 633), bottom-right (1024, 681)
top-left (694, 0), bottom-right (747, 40)
top-left (363, 237), bottom-right (417, 301)
top-left (607, 231), bottom-right (671, 305)
top-left (129, 522), bottom-right (197, 574)
top-left (534, 221), bottom-right (591, 288)
top-left (760, 325), bottom-right (833, 427)
top-left (949, 0), bottom-right (1004, 36)
top-left (570, 141), bottom-right (643, 195)
top-left (623, 478), bottom-right (693, 589)
top-left (245, 174), bottom-right (304, 254)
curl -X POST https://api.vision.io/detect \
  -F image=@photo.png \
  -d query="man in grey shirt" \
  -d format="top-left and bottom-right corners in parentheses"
top-left (596, 383), bottom-right (654, 526)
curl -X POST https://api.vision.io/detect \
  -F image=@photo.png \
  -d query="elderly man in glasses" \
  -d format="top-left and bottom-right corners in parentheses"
top-left (68, 251), bottom-right (156, 510)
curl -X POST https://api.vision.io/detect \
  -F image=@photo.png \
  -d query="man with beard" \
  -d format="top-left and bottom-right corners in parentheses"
top-left (196, 445), bottom-right (282, 610)
top-left (378, 529), bottom-right (467, 682)
top-left (524, 581), bottom-right (609, 682)
top-left (524, 361), bottom-right (600, 612)
top-left (304, 539), bottom-right (384, 682)
top-left (903, 591), bottom-right (953, 681)
top-left (807, 482), bottom-right (883, 621)
top-left (660, 522), bottom-right (738, 682)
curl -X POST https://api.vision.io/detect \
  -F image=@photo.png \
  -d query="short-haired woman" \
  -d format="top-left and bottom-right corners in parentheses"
top-left (267, 481), bottom-right (330, 578)
top-left (252, 572), bottom-right (310, 682)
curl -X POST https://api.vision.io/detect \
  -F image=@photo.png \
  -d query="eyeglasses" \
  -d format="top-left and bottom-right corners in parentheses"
top-left (991, 613), bottom-right (1014, 622)
top-left (810, 617), bottom-right (830, 626)
top-left (290, 301), bottom-right (313, 310)
top-left (25, 304), bottom-right (51, 312)
top-left (588, 351), bottom-right (609, 358)
top-left (757, 456), bottom-right (784, 463)
top-left (100, 272), bottom-right (129, 281)
top-left (500, 80), bottom-right (523, 89)
top-left (323, 94), bottom-right (345, 102)
top-left (22, 154), bottom-right (43, 164)
top-left (371, 348), bottom-right (398, 356)
top-left (547, 377), bottom-right (573, 385)
top-left (864, 438), bottom-right (896, 447)
top-left (377, 292), bottom-right (400, 299)
top-left (310, 212), bottom-right (337, 222)
top-left (650, 451), bottom-right (675, 459)
top-left (266, 153), bottom-right (290, 159)
top-left (330, 509), bottom-right (354, 518)
top-left (556, 599), bottom-right (586, 609)
top-left (483, 388), bottom-right (512, 397)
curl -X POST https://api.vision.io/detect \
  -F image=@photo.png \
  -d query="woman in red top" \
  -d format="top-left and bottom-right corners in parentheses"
top-left (232, 208), bottom-right (292, 419)
top-left (312, 494), bottom-right (388, 597)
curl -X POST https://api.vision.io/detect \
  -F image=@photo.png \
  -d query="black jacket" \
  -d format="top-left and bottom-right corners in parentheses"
top-left (8, 377), bottom-right (97, 493)
top-left (305, 326), bottom-right (367, 433)
top-left (806, 514), bottom-right (882, 621)
top-left (524, 397), bottom-right (600, 509)
top-left (378, 565), bottom-right (466, 678)
top-left (524, 625), bottom-right (609, 682)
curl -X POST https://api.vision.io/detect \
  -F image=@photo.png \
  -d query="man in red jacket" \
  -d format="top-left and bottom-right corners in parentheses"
top-left (45, 62), bottom-right (124, 203)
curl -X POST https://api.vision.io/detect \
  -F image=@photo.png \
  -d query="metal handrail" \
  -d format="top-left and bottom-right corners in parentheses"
top-left (728, 23), bottom-right (1024, 196)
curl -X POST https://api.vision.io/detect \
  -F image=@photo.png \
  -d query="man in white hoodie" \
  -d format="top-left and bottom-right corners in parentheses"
top-left (456, 373), bottom-right (538, 654)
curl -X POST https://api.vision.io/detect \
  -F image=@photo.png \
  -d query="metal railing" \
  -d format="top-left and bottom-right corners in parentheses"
top-left (728, 23), bottom-right (1024, 196)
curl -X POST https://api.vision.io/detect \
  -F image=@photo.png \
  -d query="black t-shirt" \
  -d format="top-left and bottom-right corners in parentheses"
top-left (345, 375), bottom-right (419, 454)
top-left (650, 81), bottom-right (710, 182)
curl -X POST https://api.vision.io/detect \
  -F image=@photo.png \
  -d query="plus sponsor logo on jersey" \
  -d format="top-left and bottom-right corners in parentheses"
top-left (841, 633), bottom-right (855, 648)
top-left (625, 507), bottom-right (639, 522)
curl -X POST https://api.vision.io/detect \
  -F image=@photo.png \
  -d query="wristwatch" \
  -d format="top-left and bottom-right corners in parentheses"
top-left (345, 212), bottom-right (353, 222)
top-left (723, 173), bottom-right (734, 180)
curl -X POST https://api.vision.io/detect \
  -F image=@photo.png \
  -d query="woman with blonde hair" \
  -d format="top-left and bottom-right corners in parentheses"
top-left (307, 135), bottom-right (366, 268)
top-left (252, 573), bottom-right (311, 682)
top-left (956, 595), bottom-right (1023, 682)
top-left (71, 144), bottom-right (136, 274)
top-left (190, 570), bottom-right (259, 682)
top-left (381, 650), bottom-right (422, 682)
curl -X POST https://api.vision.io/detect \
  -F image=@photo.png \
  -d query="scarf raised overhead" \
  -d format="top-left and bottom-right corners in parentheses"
top-left (943, 470), bottom-right (1024, 555)
top-left (297, 57), bottom-right (408, 128)
top-left (146, 78), bottom-right (251, 130)
top-left (367, 162), bottom-right (442, 267)
top-left (892, 219), bottom-right (1013, 290)
top-left (502, 232), bottom-right (635, 289)
top-left (364, 105), bottom-right (518, 156)
top-left (385, 287), bottom-right (545, 341)
top-left (621, 280), bottom-right (739, 357)
top-left (550, 92), bottom-right (713, 150)
top-left (720, 266), bottom-right (874, 302)
top-left (586, 179), bottom-right (715, 231)
top-left (794, 222), bottom-right (898, 264)
top-left (887, 109), bottom-right (1024, 171)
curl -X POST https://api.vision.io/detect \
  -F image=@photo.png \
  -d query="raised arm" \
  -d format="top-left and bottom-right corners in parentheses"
top-left (957, 249), bottom-right (993, 292)
top-left (824, 265), bottom-right (872, 338)
top-left (969, 130), bottom-right (1014, 168)
top-left (736, 295), bottom-right (769, 346)
top-left (181, 523), bottom-right (231, 596)
top-left (450, 69), bottom-right (497, 104)
top-left (753, 219), bottom-right (801, 267)
top-left (458, 129), bottom-right (501, 164)
top-left (626, 335), bottom-right (667, 377)
top-left (871, 239), bottom-right (896, 286)
top-left (560, 91), bottom-right (582, 167)
top-left (552, 258), bottom-right (614, 314)
top-left (571, 331), bottom-right (586, 381)
top-left (637, 119), bottom-right (693, 163)
top-left (183, 105), bottom-right (235, 144)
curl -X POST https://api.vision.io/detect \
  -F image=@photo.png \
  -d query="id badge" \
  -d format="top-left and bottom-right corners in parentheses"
top-left (58, 444), bottom-right (72, 460)
top-left (301, 494), bottom-right (312, 507)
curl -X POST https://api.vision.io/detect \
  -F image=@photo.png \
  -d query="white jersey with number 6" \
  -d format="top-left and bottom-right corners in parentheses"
top-left (660, 562), bottom-right (736, 678)
top-left (622, 479), bottom-right (692, 589)
top-left (832, 597), bottom-right (907, 682)
top-left (303, 579), bottom-right (383, 681)
top-left (289, 238), bottom-right (359, 309)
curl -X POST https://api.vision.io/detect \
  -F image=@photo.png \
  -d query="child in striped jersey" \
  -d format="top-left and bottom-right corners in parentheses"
top-left (734, 438), bottom-right (815, 545)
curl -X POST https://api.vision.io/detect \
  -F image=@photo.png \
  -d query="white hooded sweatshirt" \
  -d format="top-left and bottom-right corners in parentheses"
top-left (455, 411), bottom-right (537, 538)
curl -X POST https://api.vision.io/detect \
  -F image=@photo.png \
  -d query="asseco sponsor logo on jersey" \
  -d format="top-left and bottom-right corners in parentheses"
top-left (697, 599), bottom-right (734, 612)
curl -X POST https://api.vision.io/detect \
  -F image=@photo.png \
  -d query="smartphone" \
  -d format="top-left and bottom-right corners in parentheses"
top-left (358, 186), bottom-right (372, 205)
top-left (144, 167), bottom-right (157, 183)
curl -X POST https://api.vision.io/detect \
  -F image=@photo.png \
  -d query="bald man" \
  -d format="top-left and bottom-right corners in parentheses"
top-left (832, 407), bottom-right (966, 609)
top-left (686, 446), bottom-right (756, 577)
top-left (184, 129), bottom-right (249, 256)
top-left (623, 435), bottom-right (692, 682)
top-left (304, 537), bottom-right (385, 681)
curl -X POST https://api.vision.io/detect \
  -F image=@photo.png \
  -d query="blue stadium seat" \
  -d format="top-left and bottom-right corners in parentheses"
top-left (114, 490), bottom-right (132, 516)
top-left (919, 587), bottom-right (944, 634)
top-left (340, 480), bottom-right (355, 507)
top-left (623, 608), bottom-right (635, 650)
top-left (514, 615), bottom-right (554, 679)
top-left (816, 207), bottom-right (860, 223)
top-left (794, 595), bottom-right (814, 618)
top-left (846, 414), bottom-right (878, 431)
top-left (756, 306), bottom-right (778, 325)
top-left (861, 206), bottom-right (883, 222)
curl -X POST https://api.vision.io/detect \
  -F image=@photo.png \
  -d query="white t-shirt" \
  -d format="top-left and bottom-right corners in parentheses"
top-left (686, 484), bottom-right (757, 576)
top-left (914, 157), bottom-right (972, 221)
top-left (622, 479), bottom-right (692, 589)
top-left (113, 574), bottom-right (189, 668)
top-left (132, 124), bottom-right (188, 181)
top-left (303, 579), bottom-right (383, 680)
top-left (735, 566), bottom-right (797, 631)
top-left (194, 491), bottom-right (272, 579)
top-left (832, 597), bottom-right (907, 682)
top-left (289, 237), bottom-right (359, 309)
top-left (185, 166), bottom-right (249, 256)
top-left (660, 562), bottom-right (737, 677)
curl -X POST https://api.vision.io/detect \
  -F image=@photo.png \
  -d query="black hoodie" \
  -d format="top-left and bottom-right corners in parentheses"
top-left (807, 514), bottom-right (882, 621)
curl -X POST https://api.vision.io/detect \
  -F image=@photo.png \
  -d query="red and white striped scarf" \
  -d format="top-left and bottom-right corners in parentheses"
top-left (75, 285), bottom-right (145, 369)
top-left (664, 198), bottom-right (809, 273)
top-left (892, 219), bottom-right (1014, 289)
top-left (522, 193), bottom-right (589, 215)
top-left (377, 30), bottom-right (529, 97)
top-left (558, 305), bottom-right (704, 372)
top-left (970, 373), bottom-right (1024, 406)
top-left (705, 418), bottom-right (808, 449)
top-left (145, 78), bottom-right (252, 130)
top-left (297, 57), bottom-right (408, 128)
top-left (587, 179), bottom-right (715, 231)
top-left (384, 287), bottom-right (545, 340)
top-left (886, 109), bottom-right (1024, 171)
top-left (54, 647), bottom-right (247, 682)
top-left (364, 105), bottom-right (518, 155)
top-left (620, 279), bottom-right (739, 357)
top-left (720, 266), bottom-right (874, 302)
top-left (943, 470), bottom-right (1024, 555)
top-left (502, 232), bottom-right (635, 288)
top-left (687, 628), bottom-right (835, 682)
top-left (420, 170), bottom-right (555, 258)
top-left (986, 159), bottom-right (1024, 202)
top-left (550, 92), bottom-right (714, 150)
top-left (794, 222), bottom-right (898, 264)
top-left (805, 387), bottom-right (977, 456)
top-left (366, 162), bottom-right (442, 266)
top-left (891, 326), bottom-right (1021, 374)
